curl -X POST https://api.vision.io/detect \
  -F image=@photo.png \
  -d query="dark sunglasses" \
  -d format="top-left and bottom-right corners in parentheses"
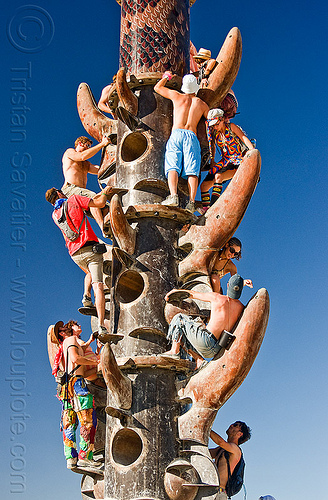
top-left (229, 246), bottom-right (240, 257)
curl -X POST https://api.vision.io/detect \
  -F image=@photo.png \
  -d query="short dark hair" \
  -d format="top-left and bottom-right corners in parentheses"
top-left (234, 421), bottom-right (251, 444)
top-left (45, 187), bottom-right (61, 204)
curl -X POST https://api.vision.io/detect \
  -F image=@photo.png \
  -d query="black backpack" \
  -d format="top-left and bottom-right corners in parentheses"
top-left (224, 450), bottom-right (245, 498)
top-left (53, 200), bottom-right (86, 241)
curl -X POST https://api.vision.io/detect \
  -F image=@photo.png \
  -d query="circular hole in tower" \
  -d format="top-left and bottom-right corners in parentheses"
top-left (121, 132), bottom-right (148, 162)
top-left (116, 270), bottom-right (145, 303)
top-left (112, 428), bottom-right (143, 466)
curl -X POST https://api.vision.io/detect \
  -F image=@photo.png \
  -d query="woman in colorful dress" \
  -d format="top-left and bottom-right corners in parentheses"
top-left (200, 108), bottom-right (254, 211)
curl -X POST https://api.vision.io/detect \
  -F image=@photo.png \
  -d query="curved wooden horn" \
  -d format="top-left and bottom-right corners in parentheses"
top-left (177, 288), bottom-right (270, 443)
top-left (116, 68), bottom-right (138, 116)
top-left (100, 343), bottom-right (132, 410)
top-left (109, 194), bottom-right (137, 255)
top-left (178, 149), bottom-right (261, 278)
top-left (77, 82), bottom-right (117, 142)
top-left (197, 27), bottom-right (242, 108)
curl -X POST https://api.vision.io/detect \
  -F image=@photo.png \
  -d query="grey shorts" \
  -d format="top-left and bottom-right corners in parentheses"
top-left (71, 245), bottom-right (103, 283)
top-left (167, 313), bottom-right (221, 359)
top-left (61, 183), bottom-right (97, 198)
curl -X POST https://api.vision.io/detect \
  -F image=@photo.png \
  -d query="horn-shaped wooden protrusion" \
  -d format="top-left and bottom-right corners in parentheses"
top-left (77, 82), bottom-right (117, 142)
top-left (116, 68), bottom-right (138, 116)
top-left (178, 149), bottom-right (261, 278)
top-left (109, 194), bottom-right (137, 255)
top-left (197, 27), bottom-right (242, 108)
top-left (177, 288), bottom-right (270, 444)
top-left (100, 343), bottom-right (132, 410)
top-left (77, 83), bottom-right (118, 173)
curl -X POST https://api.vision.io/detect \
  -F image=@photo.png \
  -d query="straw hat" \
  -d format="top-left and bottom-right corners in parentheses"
top-left (193, 48), bottom-right (212, 60)
top-left (50, 320), bottom-right (65, 345)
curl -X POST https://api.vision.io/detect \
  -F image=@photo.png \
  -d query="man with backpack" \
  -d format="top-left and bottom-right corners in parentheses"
top-left (50, 321), bottom-right (102, 472)
top-left (210, 421), bottom-right (251, 499)
top-left (45, 185), bottom-right (112, 337)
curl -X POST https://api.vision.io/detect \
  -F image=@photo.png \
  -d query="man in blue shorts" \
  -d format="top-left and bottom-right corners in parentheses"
top-left (154, 73), bottom-right (209, 212)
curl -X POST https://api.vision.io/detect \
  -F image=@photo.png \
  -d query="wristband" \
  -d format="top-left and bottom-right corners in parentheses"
top-left (162, 71), bottom-right (172, 81)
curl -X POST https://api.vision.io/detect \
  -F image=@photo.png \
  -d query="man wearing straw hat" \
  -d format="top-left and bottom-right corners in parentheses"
top-left (193, 47), bottom-right (217, 87)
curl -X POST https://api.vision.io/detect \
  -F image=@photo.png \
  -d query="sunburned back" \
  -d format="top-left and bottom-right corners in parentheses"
top-left (62, 148), bottom-right (90, 188)
top-left (63, 337), bottom-right (85, 377)
top-left (172, 94), bottom-right (208, 134)
top-left (207, 295), bottom-right (244, 338)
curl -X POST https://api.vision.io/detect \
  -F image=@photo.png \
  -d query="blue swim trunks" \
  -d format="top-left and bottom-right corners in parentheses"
top-left (164, 129), bottom-right (201, 179)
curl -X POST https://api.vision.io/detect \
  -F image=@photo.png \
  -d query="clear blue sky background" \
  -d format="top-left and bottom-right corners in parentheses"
top-left (1, 1), bottom-right (327, 499)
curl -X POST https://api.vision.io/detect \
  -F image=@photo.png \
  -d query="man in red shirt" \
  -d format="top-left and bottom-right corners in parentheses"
top-left (46, 186), bottom-right (112, 336)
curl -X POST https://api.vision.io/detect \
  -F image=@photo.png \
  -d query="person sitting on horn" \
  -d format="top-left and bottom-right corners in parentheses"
top-left (154, 72), bottom-right (209, 213)
top-left (210, 237), bottom-right (253, 293)
top-left (161, 274), bottom-right (245, 370)
top-left (210, 422), bottom-right (251, 500)
top-left (61, 135), bottom-right (110, 235)
top-left (192, 47), bottom-right (217, 88)
top-left (200, 108), bottom-right (254, 212)
top-left (98, 78), bottom-right (116, 117)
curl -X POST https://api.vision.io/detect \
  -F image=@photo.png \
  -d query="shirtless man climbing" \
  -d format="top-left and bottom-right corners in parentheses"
top-left (162, 274), bottom-right (244, 369)
top-left (210, 422), bottom-right (251, 500)
top-left (154, 72), bottom-right (209, 212)
top-left (61, 135), bottom-right (109, 233)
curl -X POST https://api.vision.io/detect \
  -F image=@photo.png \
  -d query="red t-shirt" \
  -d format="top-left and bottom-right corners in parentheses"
top-left (52, 195), bottom-right (98, 256)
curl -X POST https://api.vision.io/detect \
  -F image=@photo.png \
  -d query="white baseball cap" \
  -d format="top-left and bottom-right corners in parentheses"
top-left (259, 496), bottom-right (276, 500)
top-left (181, 74), bottom-right (200, 94)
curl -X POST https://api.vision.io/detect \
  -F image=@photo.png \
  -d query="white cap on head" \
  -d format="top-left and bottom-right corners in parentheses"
top-left (181, 74), bottom-right (200, 94)
top-left (207, 108), bottom-right (224, 126)
top-left (259, 496), bottom-right (277, 500)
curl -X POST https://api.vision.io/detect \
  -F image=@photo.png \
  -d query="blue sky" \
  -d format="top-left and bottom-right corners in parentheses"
top-left (1, 1), bottom-right (327, 499)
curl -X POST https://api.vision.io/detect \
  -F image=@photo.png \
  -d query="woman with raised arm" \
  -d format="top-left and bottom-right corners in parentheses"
top-left (210, 237), bottom-right (253, 293)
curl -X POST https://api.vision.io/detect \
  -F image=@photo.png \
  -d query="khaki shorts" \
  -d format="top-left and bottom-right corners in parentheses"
top-left (71, 246), bottom-right (103, 283)
top-left (61, 183), bottom-right (96, 198)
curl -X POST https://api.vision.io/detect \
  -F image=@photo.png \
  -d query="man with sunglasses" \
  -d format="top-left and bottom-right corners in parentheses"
top-left (162, 274), bottom-right (245, 370)
top-left (210, 421), bottom-right (251, 499)
top-left (61, 135), bottom-right (110, 234)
